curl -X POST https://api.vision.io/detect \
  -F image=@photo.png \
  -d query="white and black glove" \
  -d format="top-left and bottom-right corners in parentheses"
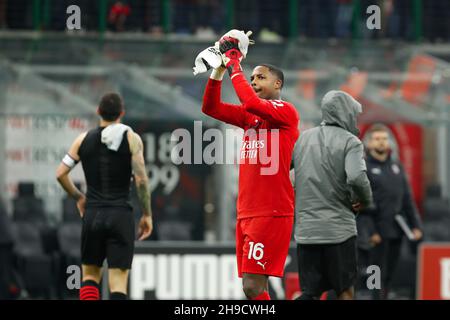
top-left (192, 46), bottom-right (223, 76)
top-left (217, 30), bottom-right (254, 77)
top-left (218, 29), bottom-right (254, 60)
top-left (193, 30), bottom-right (254, 79)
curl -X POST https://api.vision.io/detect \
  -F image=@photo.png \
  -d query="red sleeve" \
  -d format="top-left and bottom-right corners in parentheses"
top-left (202, 78), bottom-right (251, 129)
top-left (230, 72), bottom-right (299, 128)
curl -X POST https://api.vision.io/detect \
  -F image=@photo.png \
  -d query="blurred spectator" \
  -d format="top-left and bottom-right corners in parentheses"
top-left (194, 0), bottom-right (222, 35)
top-left (358, 124), bottom-right (423, 299)
top-left (235, 0), bottom-right (259, 37)
top-left (335, 0), bottom-right (352, 38)
top-left (49, 0), bottom-right (67, 31)
top-left (0, 0), bottom-right (448, 42)
top-left (319, 0), bottom-right (337, 38)
top-left (173, 0), bottom-right (196, 34)
top-left (142, 0), bottom-right (163, 34)
top-left (6, 0), bottom-right (32, 29)
top-left (0, 0), bottom-right (6, 29)
top-left (386, 0), bottom-right (412, 40)
top-left (300, 0), bottom-right (336, 38)
top-left (423, 0), bottom-right (450, 42)
top-left (173, 0), bottom-right (222, 36)
top-left (380, 0), bottom-right (394, 38)
top-left (108, 1), bottom-right (131, 32)
top-left (258, 0), bottom-right (284, 38)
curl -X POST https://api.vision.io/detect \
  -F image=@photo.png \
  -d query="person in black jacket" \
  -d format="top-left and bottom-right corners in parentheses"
top-left (357, 124), bottom-right (423, 299)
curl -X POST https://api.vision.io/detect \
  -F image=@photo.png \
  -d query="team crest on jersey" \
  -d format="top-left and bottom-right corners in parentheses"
top-left (371, 167), bottom-right (381, 175)
top-left (392, 164), bottom-right (400, 174)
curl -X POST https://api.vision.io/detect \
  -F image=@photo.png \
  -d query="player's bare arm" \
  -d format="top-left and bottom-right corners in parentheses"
top-left (129, 131), bottom-right (151, 216)
top-left (56, 132), bottom-right (87, 217)
top-left (129, 130), bottom-right (153, 240)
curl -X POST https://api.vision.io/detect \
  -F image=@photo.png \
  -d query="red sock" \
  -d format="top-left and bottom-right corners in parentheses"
top-left (252, 291), bottom-right (271, 300)
top-left (79, 280), bottom-right (100, 300)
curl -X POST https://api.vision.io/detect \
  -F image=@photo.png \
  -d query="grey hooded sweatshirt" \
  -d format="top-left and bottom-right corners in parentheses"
top-left (293, 90), bottom-right (373, 244)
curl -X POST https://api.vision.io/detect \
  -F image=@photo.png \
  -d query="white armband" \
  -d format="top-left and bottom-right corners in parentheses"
top-left (62, 154), bottom-right (78, 168)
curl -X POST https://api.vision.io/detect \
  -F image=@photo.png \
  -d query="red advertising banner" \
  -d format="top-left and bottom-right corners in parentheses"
top-left (417, 243), bottom-right (450, 300)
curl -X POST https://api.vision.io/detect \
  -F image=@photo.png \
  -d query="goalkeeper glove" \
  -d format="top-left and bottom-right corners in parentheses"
top-left (218, 30), bottom-right (254, 59)
top-left (219, 36), bottom-right (243, 77)
top-left (192, 46), bottom-right (223, 76)
top-left (218, 30), bottom-right (254, 77)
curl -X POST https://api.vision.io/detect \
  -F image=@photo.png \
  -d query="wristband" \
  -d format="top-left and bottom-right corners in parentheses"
top-left (210, 68), bottom-right (226, 81)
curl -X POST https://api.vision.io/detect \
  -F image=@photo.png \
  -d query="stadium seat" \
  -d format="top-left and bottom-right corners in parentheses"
top-left (12, 182), bottom-right (47, 225)
top-left (0, 201), bottom-right (22, 299)
top-left (11, 222), bottom-right (56, 299)
top-left (56, 222), bottom-right (82, 299)
top-left (57, 222), bottom-right (81, 265)
top-left (422, 185), bottom-right (450, 241)
top-left (13, 182), bottom-right (60, 259)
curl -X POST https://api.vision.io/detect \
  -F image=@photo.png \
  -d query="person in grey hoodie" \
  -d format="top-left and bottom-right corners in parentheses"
top-left (292, 90), bottom-right (373, 300)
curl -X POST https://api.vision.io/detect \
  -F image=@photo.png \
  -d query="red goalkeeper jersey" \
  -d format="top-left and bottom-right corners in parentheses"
top-left (202, 73), bottom-right (299, 219)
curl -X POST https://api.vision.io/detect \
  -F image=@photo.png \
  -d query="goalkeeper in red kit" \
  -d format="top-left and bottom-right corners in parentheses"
top-left (201, 31), bottom-right (299, 300)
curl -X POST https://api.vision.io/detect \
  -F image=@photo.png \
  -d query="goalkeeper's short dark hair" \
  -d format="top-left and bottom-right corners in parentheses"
top-left (98, 92), bottom-right (124, 121)
top-left (260, 64), bottom-right (284, 89)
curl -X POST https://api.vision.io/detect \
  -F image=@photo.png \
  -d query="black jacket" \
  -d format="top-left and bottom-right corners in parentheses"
top-left (357, 153), bottom-right (423, 246)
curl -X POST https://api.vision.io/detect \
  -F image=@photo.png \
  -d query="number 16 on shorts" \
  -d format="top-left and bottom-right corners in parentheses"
top-left (248, 242), bottom-right (264, 260)
top-left (248, 242), bottom-right (268, 271)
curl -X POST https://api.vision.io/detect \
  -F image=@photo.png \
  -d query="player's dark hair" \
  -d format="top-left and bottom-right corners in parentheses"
top-left (98, 92), bottom-right (124, 121)
top-left (260, 63), bottom-right (284, 89)
top-left (367, 123), bottom-right (389, 138)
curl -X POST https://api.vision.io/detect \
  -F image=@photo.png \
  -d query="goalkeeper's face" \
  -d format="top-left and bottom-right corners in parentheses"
top-left (250, 66), bottom-right (282, 100)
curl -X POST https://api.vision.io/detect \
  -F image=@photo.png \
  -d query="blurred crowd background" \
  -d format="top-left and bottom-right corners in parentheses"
top-left (0, 0), bottom-right (450, 300)
top-left (0, 0), bottom-right (449, 41)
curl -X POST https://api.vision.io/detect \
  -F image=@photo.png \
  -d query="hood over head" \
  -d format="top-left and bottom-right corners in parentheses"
top-left (320, 90), bottom-right (362, 135)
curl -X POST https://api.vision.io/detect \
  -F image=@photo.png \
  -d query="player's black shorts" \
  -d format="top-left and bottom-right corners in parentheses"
top-left (81, 207), bottom-right (135, 269)
top-left (297, 236), bottom-right (357, 297)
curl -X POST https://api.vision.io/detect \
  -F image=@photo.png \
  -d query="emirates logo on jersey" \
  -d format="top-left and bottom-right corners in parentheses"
top-left (237, 128), bottom-right (280, 176)
top-left (240, 139), bottom-right (265, 160)
top-left (242, 140), bottom-right (265, 150)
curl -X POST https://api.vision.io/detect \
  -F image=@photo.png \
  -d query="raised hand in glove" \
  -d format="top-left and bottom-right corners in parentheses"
top-left (217, 30), bottom-right (254, 77)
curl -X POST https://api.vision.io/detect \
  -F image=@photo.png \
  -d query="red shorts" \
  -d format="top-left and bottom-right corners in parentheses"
top-left (236, 216), bottom-right (294, 278)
